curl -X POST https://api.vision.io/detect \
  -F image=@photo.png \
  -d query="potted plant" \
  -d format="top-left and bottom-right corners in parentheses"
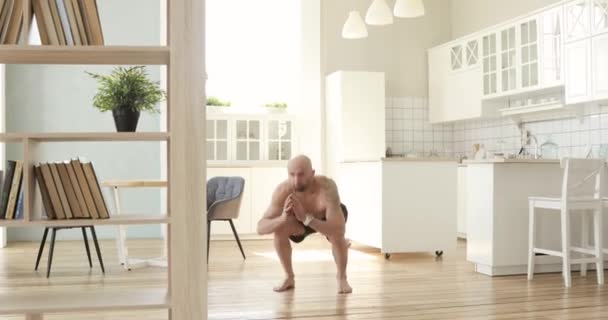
top-left (86, 66), bottom-right (165, 132)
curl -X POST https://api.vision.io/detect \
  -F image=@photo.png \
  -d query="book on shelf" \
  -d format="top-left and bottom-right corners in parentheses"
top-left (35, 157), bottom-right (109, 220)
top-left (0, 160), bottom-right (24, 220)
top-left (0, 0), bottom-right (104, 45)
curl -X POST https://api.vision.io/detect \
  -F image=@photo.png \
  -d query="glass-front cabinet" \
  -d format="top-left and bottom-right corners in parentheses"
top-left (206, 115), bottom-right (295, 163)
top-left (565, 0), bottom-right (592, 41)
top-left (500, 26), bottom-right (517, 92)
top-left (541, 7), bottom-right (564, 86)
top-left (482, 33), bottom-right (498, 95)
top-left (520, 18), bottom-right (540, 89)
top-left (592, 0), bottom-right (608, 34)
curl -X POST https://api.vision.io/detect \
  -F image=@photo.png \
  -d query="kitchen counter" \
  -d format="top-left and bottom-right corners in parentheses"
top-left (382, 157), bottom-right (459, 162)
top-left (465, 160), bottom-right (608, 276)
top-left (463, 158), bottom-right (560, 164)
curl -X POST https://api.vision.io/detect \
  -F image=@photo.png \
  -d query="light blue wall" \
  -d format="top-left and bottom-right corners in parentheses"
top-left (6, 0), bottom-right (163, 241)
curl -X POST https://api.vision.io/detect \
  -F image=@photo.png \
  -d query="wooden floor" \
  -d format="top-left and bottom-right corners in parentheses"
top-left (0, 235), bottom-right (607, 319)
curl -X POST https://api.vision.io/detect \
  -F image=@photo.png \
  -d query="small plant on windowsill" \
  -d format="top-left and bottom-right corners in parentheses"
top-left (263, 102), bottom-right (288, 113)
top-left (86, 66), bottom-right (165, 132)
top-left (206, 96), bottom-right (231, 107)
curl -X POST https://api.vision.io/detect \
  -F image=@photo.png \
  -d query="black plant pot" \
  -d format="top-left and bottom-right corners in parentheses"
top-left (112, 107), bottom-right (140, 132)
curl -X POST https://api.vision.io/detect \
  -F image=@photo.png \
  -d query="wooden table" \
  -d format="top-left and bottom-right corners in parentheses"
top-left (101, 180), bottom-right (168, 270)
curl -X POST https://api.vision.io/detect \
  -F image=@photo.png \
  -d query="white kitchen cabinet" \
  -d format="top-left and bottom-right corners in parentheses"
top-left (565, 39), bottom-right (592, 104)
top-left (456, 166), bottom-right (467, 239)
top-left (592, 32), bottom-right (608, 99)
top-left (429, 39), bottom-right (483, 123)
top-left (500, 25), bottom-right (517, 92)
top-left (565, 0), bottom-right (592, 42)
top-left (540, 6), bottom-right (564, 86)
top-left (482, 33), bottom-right (499, 96)
top-left (520, 18), bottom-right (540, 89)
top-left (592, 0), bottom-right (608, 34)
top-left (339, 159), bottom-right (457, 257)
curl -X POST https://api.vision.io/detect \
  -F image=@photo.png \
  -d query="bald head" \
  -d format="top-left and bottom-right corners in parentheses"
top-left (287, 155), bottom-right (315, 192)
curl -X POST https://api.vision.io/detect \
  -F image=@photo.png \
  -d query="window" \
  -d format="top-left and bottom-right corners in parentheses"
top-left (206, 115), bottom-right (295, 163)
top-left (206, 0), bottom-right (299, 108)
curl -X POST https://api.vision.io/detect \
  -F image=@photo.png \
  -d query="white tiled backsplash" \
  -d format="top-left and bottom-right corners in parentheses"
top-left (386, 97), bottom-right (608, 159)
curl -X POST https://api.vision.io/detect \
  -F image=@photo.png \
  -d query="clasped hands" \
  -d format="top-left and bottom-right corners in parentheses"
top-left (283, 194), bottom-right (307, 222)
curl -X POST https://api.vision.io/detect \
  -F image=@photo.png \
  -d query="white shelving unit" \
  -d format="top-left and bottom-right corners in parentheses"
top-left (0, 0), bottom-right (207, 319)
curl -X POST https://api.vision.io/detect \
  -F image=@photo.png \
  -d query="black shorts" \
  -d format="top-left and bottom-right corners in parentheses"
top-left (289, 203), bottom-right (348, 243)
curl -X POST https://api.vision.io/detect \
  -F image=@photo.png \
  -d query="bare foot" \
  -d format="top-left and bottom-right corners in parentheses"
top-left (337, 278), bottom-right (352, 294)
top-left (273, 277), bottom-right (295, 292)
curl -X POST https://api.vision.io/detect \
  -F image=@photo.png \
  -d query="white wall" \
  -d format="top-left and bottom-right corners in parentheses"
top-left (321, 0), bottom-right (452, 98)
top-left (450, 0), bottom-right (561, 38)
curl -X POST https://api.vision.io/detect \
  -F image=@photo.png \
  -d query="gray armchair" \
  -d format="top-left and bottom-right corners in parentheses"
top-left (206, 176), bottom-right (246, 260)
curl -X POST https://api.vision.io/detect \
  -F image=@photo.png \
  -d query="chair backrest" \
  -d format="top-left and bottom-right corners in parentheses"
top-left (560, 158), bottom-right (605, 202)
top-left (206, 176), bottom-right (245, 220)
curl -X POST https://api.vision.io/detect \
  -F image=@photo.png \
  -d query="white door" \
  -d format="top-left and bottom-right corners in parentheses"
top-left (565, 39), bottom-right (592, 104)
top-left (592, 33), bottom-right (608, 99)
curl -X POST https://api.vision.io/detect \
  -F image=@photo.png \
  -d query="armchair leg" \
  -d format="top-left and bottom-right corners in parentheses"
top-left (35, 228), bottom-right (49, 271)
top-left (89, 226), bottom-right (105, 274)
top-left (82, 227), bottom-right (92, 268)
top-left (207, 220), bottom-right (211, 262)
top-left (229, 220), bottom-right (246, 260)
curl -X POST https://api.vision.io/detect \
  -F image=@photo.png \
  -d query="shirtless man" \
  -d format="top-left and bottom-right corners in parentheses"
top-left (257, 155), bottom-right (352, 294)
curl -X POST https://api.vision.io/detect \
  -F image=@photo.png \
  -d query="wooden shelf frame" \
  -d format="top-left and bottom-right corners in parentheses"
top-left (0, 0), bottom-right (207, 318)
top-left (0, 288), bottom-right (169, 315)
top-left (0, 45), bottom-right (170, 65)
top-left (0, 214), bottom-right (170, 227)
top-left (0, 132), bottom-right (170, 142)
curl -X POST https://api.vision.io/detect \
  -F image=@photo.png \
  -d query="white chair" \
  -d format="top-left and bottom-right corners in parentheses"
top-left (527, 158), bottom-right (604, 287)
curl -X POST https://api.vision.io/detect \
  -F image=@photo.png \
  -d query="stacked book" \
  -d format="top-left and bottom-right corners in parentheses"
top-left (0, 0), bottom-right (26, 44)
top-left (0, 160), bottom-right (24, 220)
top-left (35, 158), bottom-right (109, 220)
top-left (32, 0), bottom-right (104, 45)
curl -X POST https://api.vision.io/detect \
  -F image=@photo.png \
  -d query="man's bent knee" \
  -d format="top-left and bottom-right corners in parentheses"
top-left (274, 217), bottom-right (305, 238)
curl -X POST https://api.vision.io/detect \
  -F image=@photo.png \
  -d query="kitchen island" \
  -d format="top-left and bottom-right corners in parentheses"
top-left (337, 158), bottom-right (458, 258)
top-left (464, 158), bottom-right (608, 276)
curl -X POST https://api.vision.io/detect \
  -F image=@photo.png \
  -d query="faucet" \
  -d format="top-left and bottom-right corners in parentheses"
top-left (528, 133), bottom-right (540, 159)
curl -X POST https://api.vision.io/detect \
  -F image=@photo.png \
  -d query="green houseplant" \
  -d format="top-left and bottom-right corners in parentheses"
top-left (86, 66), bottom-right (165, 132)
top-left (206, 96), bottom-right (231, 107)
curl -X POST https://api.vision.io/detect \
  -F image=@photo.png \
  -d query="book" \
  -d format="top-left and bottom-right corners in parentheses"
top-left (0, 160), bottom-right (15, 219)
top-left (4, 160), bottom-right (23, 219)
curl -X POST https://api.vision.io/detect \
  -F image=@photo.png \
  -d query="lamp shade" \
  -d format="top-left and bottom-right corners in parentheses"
top-left (342, 11), bottom-right (368, 39)
top-left (365, 0), bottom-right (394, 25)
top-left (394, 0), bottom-right (425, 18)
